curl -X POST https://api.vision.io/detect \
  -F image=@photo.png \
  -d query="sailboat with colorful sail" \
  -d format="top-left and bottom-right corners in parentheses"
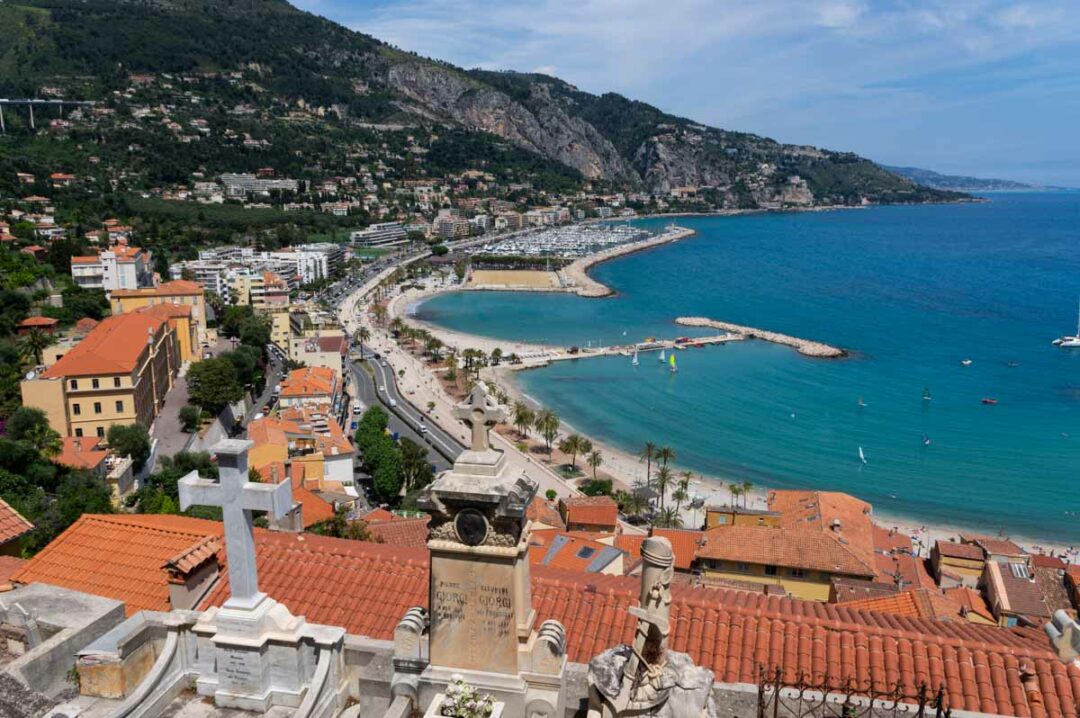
top-left (669, 354), bottom-right (677, 373)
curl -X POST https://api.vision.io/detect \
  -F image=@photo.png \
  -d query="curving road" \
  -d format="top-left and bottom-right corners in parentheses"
top-left (348, 357), bottom-right (460, 473)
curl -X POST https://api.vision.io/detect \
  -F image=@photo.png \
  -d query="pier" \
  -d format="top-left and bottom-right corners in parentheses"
top-left (675, 316), bottom-right (847, 358)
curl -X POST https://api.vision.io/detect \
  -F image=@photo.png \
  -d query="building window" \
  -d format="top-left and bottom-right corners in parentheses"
top-left (75, 428), bottom-right (83, 437)
top-left (736, 562), bottom-right (750, 573)
top-left (115, 400), bottom-right (124, 412)
top-left (70, 379), bottom-right (78, 390)
top-left (788, 568), bottom-right (806, 578)
top-left (96, 427), bottom-right (105, 438)
top-left (92, 378), bottom-right (100, 389)
top-left (93, 402), bottom-right (102, 414)
top-left (764, 565), bottom-right (778, 576)
top-left (114, 377), bottom-right (122, 388)
top-left (73, 403), bottom-right (81, 415)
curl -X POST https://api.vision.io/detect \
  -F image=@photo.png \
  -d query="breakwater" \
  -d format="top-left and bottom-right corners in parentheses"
top-left (563, 227), bottom-right (696, 297)
top-left (675, 316), bottom-right (847, 358)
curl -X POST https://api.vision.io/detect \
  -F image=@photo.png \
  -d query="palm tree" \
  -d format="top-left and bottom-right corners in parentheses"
top-left (655, 507), bottom-right (683, 529)
top-left (19, 328), bottom-right (53, 366)
top-left (533, 409), bottom-right (560, 457)
top-left (512, 401), bottom-right (534, 437)
top-left (490, 347), bottom-right (503, 366)
top-left (618, 491), bottom-right (648, 517)
top-left (425, 337), bottom-right (443, 362)
top-left (673, 472), bottom-right (692, 514)
top-left (653, 465), bottom-right (674, 510)
top-left (372, 304), bottom-right (388, 326)
top-left (656, 445), bottom-right (676, 469)
top-left (558, 434), bottom-right (590, 469)
top-left (638, 442), bottom-right (656, 485)
top-left (730, 484), bottom-right (743, 508)
top-left (27, 423), bottom-right (61, 458)
top-left (741, 480), bottom-right (754, 508)
top-left (587, 449), bottom-right (603, 480)
top-left (354, 327), bottom-right (371, 357)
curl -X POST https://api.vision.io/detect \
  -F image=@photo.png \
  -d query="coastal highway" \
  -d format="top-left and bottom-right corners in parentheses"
top-left (348, 358), bottom-right (460, 473)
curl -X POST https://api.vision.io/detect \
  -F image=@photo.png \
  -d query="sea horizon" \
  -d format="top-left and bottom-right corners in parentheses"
top-left (416, 192), bottom-right (1080, 545)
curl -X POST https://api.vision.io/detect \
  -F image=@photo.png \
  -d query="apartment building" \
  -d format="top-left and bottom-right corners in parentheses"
top-left (109, 279), bottom-right (208, 355)
top-left (350, 221), bottom-right (408, 247)
top-left (70, 242), bottom-right (155, 292)
top-left (20, 305), bottom-right (189, 438)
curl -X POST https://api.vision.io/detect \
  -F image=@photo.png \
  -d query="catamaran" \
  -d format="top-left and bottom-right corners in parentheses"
top-left (1052, 300), bottom-right (1080, 347)
top-left (631, 350), bottom-right (639, 366)
top-left (669, 354), bottom-right (677, 373)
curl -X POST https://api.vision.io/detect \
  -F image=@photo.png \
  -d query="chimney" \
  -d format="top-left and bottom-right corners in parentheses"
top-left (831, 518), bottom-right (842, 532)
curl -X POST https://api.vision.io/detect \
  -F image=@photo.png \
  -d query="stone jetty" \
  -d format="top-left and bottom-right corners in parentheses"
top-left (563, 226), bottom-right (696, 297)
top-left (675, 316), bottom-right (847, 358)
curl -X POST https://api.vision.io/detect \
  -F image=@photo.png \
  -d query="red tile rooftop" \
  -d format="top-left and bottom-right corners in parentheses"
top-left (0, 499), bottom-right (33, 545)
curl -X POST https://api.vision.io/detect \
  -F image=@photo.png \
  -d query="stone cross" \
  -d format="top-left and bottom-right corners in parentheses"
top-left (453, 382), bottom-right (507, 453)
top-left (179, 439), bottom-right (293, 610)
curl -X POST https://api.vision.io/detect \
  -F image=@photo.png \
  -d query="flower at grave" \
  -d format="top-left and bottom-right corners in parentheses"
top-left (439, 676), bottom-right (495, 717)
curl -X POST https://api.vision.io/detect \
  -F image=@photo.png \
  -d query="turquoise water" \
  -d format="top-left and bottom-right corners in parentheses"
top-left (416, 194), bottom-right (1080, 542)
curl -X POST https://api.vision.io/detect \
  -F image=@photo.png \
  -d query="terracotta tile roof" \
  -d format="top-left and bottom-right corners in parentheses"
top-left (839, 591), bottom-right (922, 617)
top-left (650, 528), bottom-right (704, 571)
top-left (255, 462), bottom-right (335, 528)
top-left (54, 436), bottom-right (110, 471)
top-left (987, 561), bottom-right (1051, 619)
top-left (164, 536), bottom-right (221, 581)
top-left (614, 534), bottom-right (646, 560)
top-left (74, 317), bottom-right (100, 332)
top-left (316, 335), bottom-right (348, 354)
top-left (365, 516), bottom-right (430, 548)
top-left (110, 279), bottom-right (203, 298)
top-left (1032, 555), bottom-right (1067, 570)
top-left (529, 533), bottom-right (625, 574)
top-left (18, 513), bottom-right (1077, 715)
top-left (279, 366), bottom-right (337, 398)
top-left (0, 555), bottom-right (27, 589)
top-left (0, 499), bottom-right (33, 544)
top-left (527, 497), bottom-right (566, 530)
top-left (769, 489), bottom-right (878, 577)
top-left (40, 311), bottom-right (167, 378)
top-left (1033, 565), bottom-right (1074, 618)
top-left (361, 508), bottom-right (398, 523)
top-left (962, 534), bottom-right (1026, 558)
top-left (698, 525), bottom-right (877, 578)
top-left (873, 525), bottom-right (913, 554)
top-left (18, 316), bottom-right (58, 328)
top-left (560, 496), bottom-right (618, 528)
top-left (936, 540), bottom-right (987, 561)
top-left (876, 553), bottom-right (937, 591)
top-left (12, 514), bottom-right (223, 614)
top-left (944, 587), bottom-right (997, 623)
top-left (71, 255), bottom-right (101, 265)
top-left (832, 577), bottom-right (900, 603)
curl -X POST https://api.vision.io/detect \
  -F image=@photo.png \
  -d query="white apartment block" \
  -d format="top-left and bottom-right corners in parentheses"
top-left (350, 222), bottom-right (408, 247)
top-left (71, 244), bottom-right (154, 292)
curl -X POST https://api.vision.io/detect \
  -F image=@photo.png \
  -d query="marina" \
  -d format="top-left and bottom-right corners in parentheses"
top-left (471, 222), bottom-right (653, 258)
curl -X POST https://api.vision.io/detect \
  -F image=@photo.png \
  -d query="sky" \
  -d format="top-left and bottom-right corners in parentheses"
top-left (294, 0), bottom-right (1080, 186)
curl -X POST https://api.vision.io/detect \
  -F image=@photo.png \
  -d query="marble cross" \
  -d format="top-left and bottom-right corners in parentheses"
top-left (179, 439), bottom-right (293, 610)
top-left (453, 382), bottom-right (507, 453)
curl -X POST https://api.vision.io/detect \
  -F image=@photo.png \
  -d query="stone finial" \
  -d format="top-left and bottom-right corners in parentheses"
top-left (394, 607), bottom-right (429, 661)
top-left (1046, 610), bottom-right (1080, 663)
top-left (532, 620), bottom-right (567, 675)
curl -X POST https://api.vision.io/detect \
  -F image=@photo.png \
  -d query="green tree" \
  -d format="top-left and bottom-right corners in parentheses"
top-left (638, 442), bottom-right (656, 485)
top-left (654, 507), bottom-right (683, 529)
top-left (533, 409), bottom-right (560, 457)
top-left (580, 478), bottom-right (612, 496)
top-left (355, 326), bottom-right (371, 357)
top-left (187, 357), bottom-right (243, 415)
top-left (106, 423), bottom-right (152, 472)
top-left (179, 405), bottom-right (201, 432)
top-left (26, 423), bottom-right (62, 458)
top-left (399, 437), bottom-right (433, 492)
top-left (238, 315), bottom-right (271, 348)
top-left (512, 401), bottom-right (534, 437)
top-left (18, 329), bottom-right (53, 366)
top-left (653, 465), bottom-right (674, 510)
top-left (656, 445), bottom-right (676, 469)
top-left (5, 406), bottom-right (52, 442)
top-left (545, 488), bottom-right (558, 501)
top-left (310, 506), bottom-right (380, 542)
top-left (587, 448), bottom-right (603, 480)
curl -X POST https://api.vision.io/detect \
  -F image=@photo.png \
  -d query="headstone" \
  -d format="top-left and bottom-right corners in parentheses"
top-left (402, 382), bottom-right (566, 716)
top-left (179, 439), bottom-right (336, 712)
top-left (587, 537), bottom-right (717, 717)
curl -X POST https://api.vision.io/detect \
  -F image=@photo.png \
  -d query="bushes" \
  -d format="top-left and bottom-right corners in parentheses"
top-left (179, 405), bottom-right (201, 433)
top-left (354, 406), bottom-right (404, 503)
top-left (106, 423), bottom-right (151, 472)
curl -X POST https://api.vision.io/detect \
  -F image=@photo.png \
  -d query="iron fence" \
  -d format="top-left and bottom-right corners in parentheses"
top-left (757, 666), bottom-right (951, 718)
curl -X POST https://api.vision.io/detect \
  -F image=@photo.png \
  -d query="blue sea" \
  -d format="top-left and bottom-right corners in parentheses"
top-left (416, 193), bottom-right (1080, 542)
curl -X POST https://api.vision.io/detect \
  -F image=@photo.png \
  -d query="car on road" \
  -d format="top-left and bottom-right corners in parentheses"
top-left (417, 424), bottom-right (428, 433)
top-left (389, 399), bottom-right (397, 408)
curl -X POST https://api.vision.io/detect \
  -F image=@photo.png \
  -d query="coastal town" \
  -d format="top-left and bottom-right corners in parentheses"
top-left (0, 4), bottom-right (1079, 718)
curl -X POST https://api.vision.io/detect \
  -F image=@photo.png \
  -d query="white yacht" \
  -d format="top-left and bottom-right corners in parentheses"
top-left (1052, 300), bottom-right (1080, 347)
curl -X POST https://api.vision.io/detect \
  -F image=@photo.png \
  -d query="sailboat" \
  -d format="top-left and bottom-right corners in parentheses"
top-left (669, 354), bottom-right (677, 373)
top-left (1052, 299), bottom-right (1080, 347)
top-left (658, 349), bottom-right (666, 362)
top-left (631, 350), bottom-right (639, 366)
top-left (858, 446), bottom-right (867, 464)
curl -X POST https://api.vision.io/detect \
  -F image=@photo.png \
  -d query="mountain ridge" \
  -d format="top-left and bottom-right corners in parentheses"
top-left (0, 0), bottom-right (966, 207)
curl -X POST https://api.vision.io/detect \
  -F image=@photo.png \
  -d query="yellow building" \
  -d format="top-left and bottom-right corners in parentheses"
top-left (694, 525), bottom-right (877, 602)
top-left (247, 404), bottom-right (356, 494)
top-left (704, 506), bottom-right (780, 529)
top-left (110, 279), bottom-right (208, 358)
top-left (231, 272), bottom-right (290, 347)
top-left (930, 540), bottom-right (986, 589)
top-left (20, 306), bottom-right (187, 438)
